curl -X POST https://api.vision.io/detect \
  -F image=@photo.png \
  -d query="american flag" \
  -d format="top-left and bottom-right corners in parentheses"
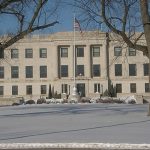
top-left (74, 18), bottom-right (82, 33)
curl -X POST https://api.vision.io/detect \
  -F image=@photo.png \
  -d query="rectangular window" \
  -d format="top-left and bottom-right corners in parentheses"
top-left (77, 65), bottom-right (84, 76)
top-left (26, 85), bottom-right (32, 95)
top-left (39, 48), bottom-right (47, 58)
top-left (61, 65), bottom-right (68, 77)
top-left (93, 46), bottom-right (100, 57)
top-left (0, 49), bottom-right (4, 58)
top-left (94, 83), bottom-right (100, 93)
top-left (116, 84), bottom-right (122, 93)
top-left (0, 66), bottom-right (4, 78)
top-left (130, 83), bottom-right (136, 93)
top-left (26, 66), bottom-right (33, 78)
top-left (129, 64), bottom-right (136, 76)
top-left (145, 83), bottom-right (150, 93)
top-left (0, 86), bottom-right (4, 96)
top-left (62, 84), bottom-right (68, 93)
top-left (12, 85), bottom-right (18, 95)
top-left (93, 64), bottom-right (100, 77)
top-left (41, 85), bottom-right (47, 94)
top-left (115, 64), bottom-right (122, 76)
top-left (11, 49), bottom-right (18, 58)
top-left (143, 63), bottom-right (149, 76)
top-left (11, 66), bottom-right (19, 78)
top-left (61, 48), bottom-right (68, 57)
top-left (40, 66), bottom-right (47, 78)
top-left (77, 47), bottom-right (84, 57)
top-left (25, 49), bottom-right (33, 58)
top-left (129, 48), bottom-right (136, 56)
top-left (114, 47), bottom-right (122, 56)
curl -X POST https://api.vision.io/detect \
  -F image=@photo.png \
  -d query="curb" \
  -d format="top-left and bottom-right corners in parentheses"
top-left (0, 143), bottom-right (150, 150)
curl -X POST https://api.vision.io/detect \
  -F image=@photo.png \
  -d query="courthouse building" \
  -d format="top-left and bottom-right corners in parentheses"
top-left (0, 31), bottom-right (149, 100)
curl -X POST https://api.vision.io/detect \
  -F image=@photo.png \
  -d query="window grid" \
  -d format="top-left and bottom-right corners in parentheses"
top-left (61, 48), bottom-right (68, 57)
top-left (11, 66), bottom-right (19, 78)
top-left (26, 85), bottom-right (32, 95)
top-left (11, 49), bottom-right (19, 58)
top-left (0, 66), bottom-right (4, 79)
top-left (77, 47), bottom-right (84, 57)
top-left (61, 65), bottom-right (68, 77)
top-left (130, 83), bottom-right (136, 93)
top-left (26, 66), bottom-right (33, 78)
top-left (115, 64), bottom-right (122, 76)
top-left (62, 84), bottom-right (68, 93)
top-left (93, 64), bottom-right (100, 77)
top-left (114, 47), bottom-right (122, 56)
top-left (129, 64), bottom-right (136, 76)
top-left (77, 65), bottom-right (84, 76)
top-left (94, 83), bottom-right (100, 93)
top-left (40, 48), bottom-right (47, 58)
top-left (40, 66), bottom-right (47, 78)
top-left (0, 86), bottom-right (4, 96)
top-left (12, 86), bottom-right (18, 95)
top-left (25, 49), bottom-right (33, 58)
top-left (128, 48), bottom-right (136, 56)
top-left (116, 84), bottom-right (122, 93)
top-left (93, 47), bottom-right (100, 57)
top-left (41, 85), bottom-right (47, 94)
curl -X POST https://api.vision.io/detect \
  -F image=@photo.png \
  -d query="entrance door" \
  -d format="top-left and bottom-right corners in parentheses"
top-left (77, 83), bottom-right (85, 97)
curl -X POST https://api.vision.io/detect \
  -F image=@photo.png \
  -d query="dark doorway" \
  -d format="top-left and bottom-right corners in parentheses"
top-left (77, 83), bottom-right (85, 97)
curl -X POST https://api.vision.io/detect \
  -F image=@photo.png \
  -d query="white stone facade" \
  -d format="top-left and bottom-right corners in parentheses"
top-left (0, 31), bottom-right (149, 100)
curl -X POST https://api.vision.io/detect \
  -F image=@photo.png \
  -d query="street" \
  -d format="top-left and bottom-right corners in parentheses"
top-left (0, 103), bottom-right (150, 144)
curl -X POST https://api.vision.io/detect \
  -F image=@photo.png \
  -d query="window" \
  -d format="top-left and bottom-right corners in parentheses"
top-left (0, 86), bottom-right (4, 96)
top-left (40, 66), bottom-right (47, 78)
top-left (94, 83), bottom-right (100, 93)
top-left (61, 65), bottom-right (68, 77)
top-left (41, 85), bottom-right (47, 94)
top-left (11, 49), bottom-right (18, 58)
top-left (26, 66), bottom-right (33, 78)
top-left (39, 48), bottom-right (47, 58)
top-left (145, 83), bottom-right (150, 93)
top-left (116, 84), bottom-right (122, 93)
top-left (129, 48), bottom-right (136, 56)
top-left (62, 84), bottom-right (68, 93)
top-left (61, 48), bottom-right (68, 57)
top-left (93, 64), bottom-right (100, 77)
top-left (77, 47), bottom-right (84, 57)
top-left (11, 66), bottom-right (19, 78)
top-left (115, 64), bottom-right (122, 76)
top-left (12, 86), bottom-right (18, 95)
top-left (77, 65), bottom-right (84, 76)
top-left (26, 85), bottom-right (32, 95)
top-left (0, 49), bottom-right (4, 58)
top-left (0, 66), bottom-right (4, 78)
top-left (114, 47), bottom-right (122, 56)
top-left (25, 49), bottom-right (33, 58)
top-left (143, 63), bottom-right (149, 76)
top-left (129, 64), bottom-right (136, 76)
top-left (93, 46), bottom-right (100, 57)
top-left (130, 83), bottom-right (136, 93)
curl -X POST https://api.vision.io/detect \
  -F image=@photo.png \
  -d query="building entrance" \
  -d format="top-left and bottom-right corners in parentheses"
top-left (77, 83), bottom-right (85, 97)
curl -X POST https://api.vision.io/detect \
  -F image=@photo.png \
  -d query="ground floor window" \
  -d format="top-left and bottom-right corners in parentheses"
top-left (12, 85), bottom-right (18, 95)
top-left (41, 85), bottom-right (47, 95)
top-left (116, 84), bottom-right (122, 93)
top-left (145, 83), bottom-right (150, 93)
top-left (0, 86), bottom-right (4, 96)
top-left (130, 83), bottom-right (136, 93)
top-left (26, 85), bottom-right (32, 95)
top-left (62, 84), bottom-right (68, 94)
top-left (94, 83), bottom-right (100, 93)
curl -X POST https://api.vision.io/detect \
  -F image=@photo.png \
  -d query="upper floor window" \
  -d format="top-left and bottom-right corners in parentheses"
top-left (11, 66), bottom-right (19, 78)
top-left (143, 63), bottom-right (149, 76)
top-left (61, 65), bottom-right (68, 77)
top-left (77, 47), bottom-right (84, 57)
top-left (62, 84), bottom-right (68, 94)
top-left (0, 86), bottom-right (4, 96)
top-left (40, 48), bottom-right (47, 58)
top-left (92, 46), bottom-right (100, 57)
top-left (115, 64), bottom-right (122, 76)
top-left (145, 83), bottom-right (150, 93)
top-left (26, 66), bottom-right (33, 78)
top-left (11, 49), bottom-right (18, 58)
top-left (0, 49), bottom-right (4, 58)
top-left (12, 85), bottom-right (18, 95)
top-left (26, 85), bottom-right (32, 95)
top-left (94, 83), bottom-right (100, 93)
top-left (129, 64), bottom-right (136, 76)
top-left (93, 64), bottom-right (100, 77)
top-left (128, 48), bottom-right (136, 56)
top-left (77, 65), bottom-right (84, 76)
top-left (130, 83), bottom-right (136, 93)
top-left (61, 48), bottom-right (68, 57)
top-left (25, 48), bottom-right (33, 58)
top-left (116, 84), bottom-right (122, 93)
top-left (41, 85), bottom-right (47, 94)
top-left (40, 66), bottom-right (47, 78)
top-left (0, 66), bottom-right (4, 79)
top-left (114, 47), bottom-right (122, 56)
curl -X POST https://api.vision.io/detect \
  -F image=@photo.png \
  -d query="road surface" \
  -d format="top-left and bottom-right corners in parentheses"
top-left (0, 103), bottom-right (150, 144)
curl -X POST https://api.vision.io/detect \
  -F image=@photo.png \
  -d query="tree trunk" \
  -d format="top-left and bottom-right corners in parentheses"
top-left (140, 0), bottom-right (150, 93)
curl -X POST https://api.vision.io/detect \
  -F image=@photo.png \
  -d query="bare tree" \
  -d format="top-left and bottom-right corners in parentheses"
top-left (75, 0), bottom-right (150, 92)
top-left (0, 0), bottom-right (60, 53)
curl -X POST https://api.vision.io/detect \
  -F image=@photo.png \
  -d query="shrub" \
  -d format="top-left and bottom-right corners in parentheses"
top-left (37, 98), bottom-right (46, 104)
top-left (25, 100), bottom-right (35, 104)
